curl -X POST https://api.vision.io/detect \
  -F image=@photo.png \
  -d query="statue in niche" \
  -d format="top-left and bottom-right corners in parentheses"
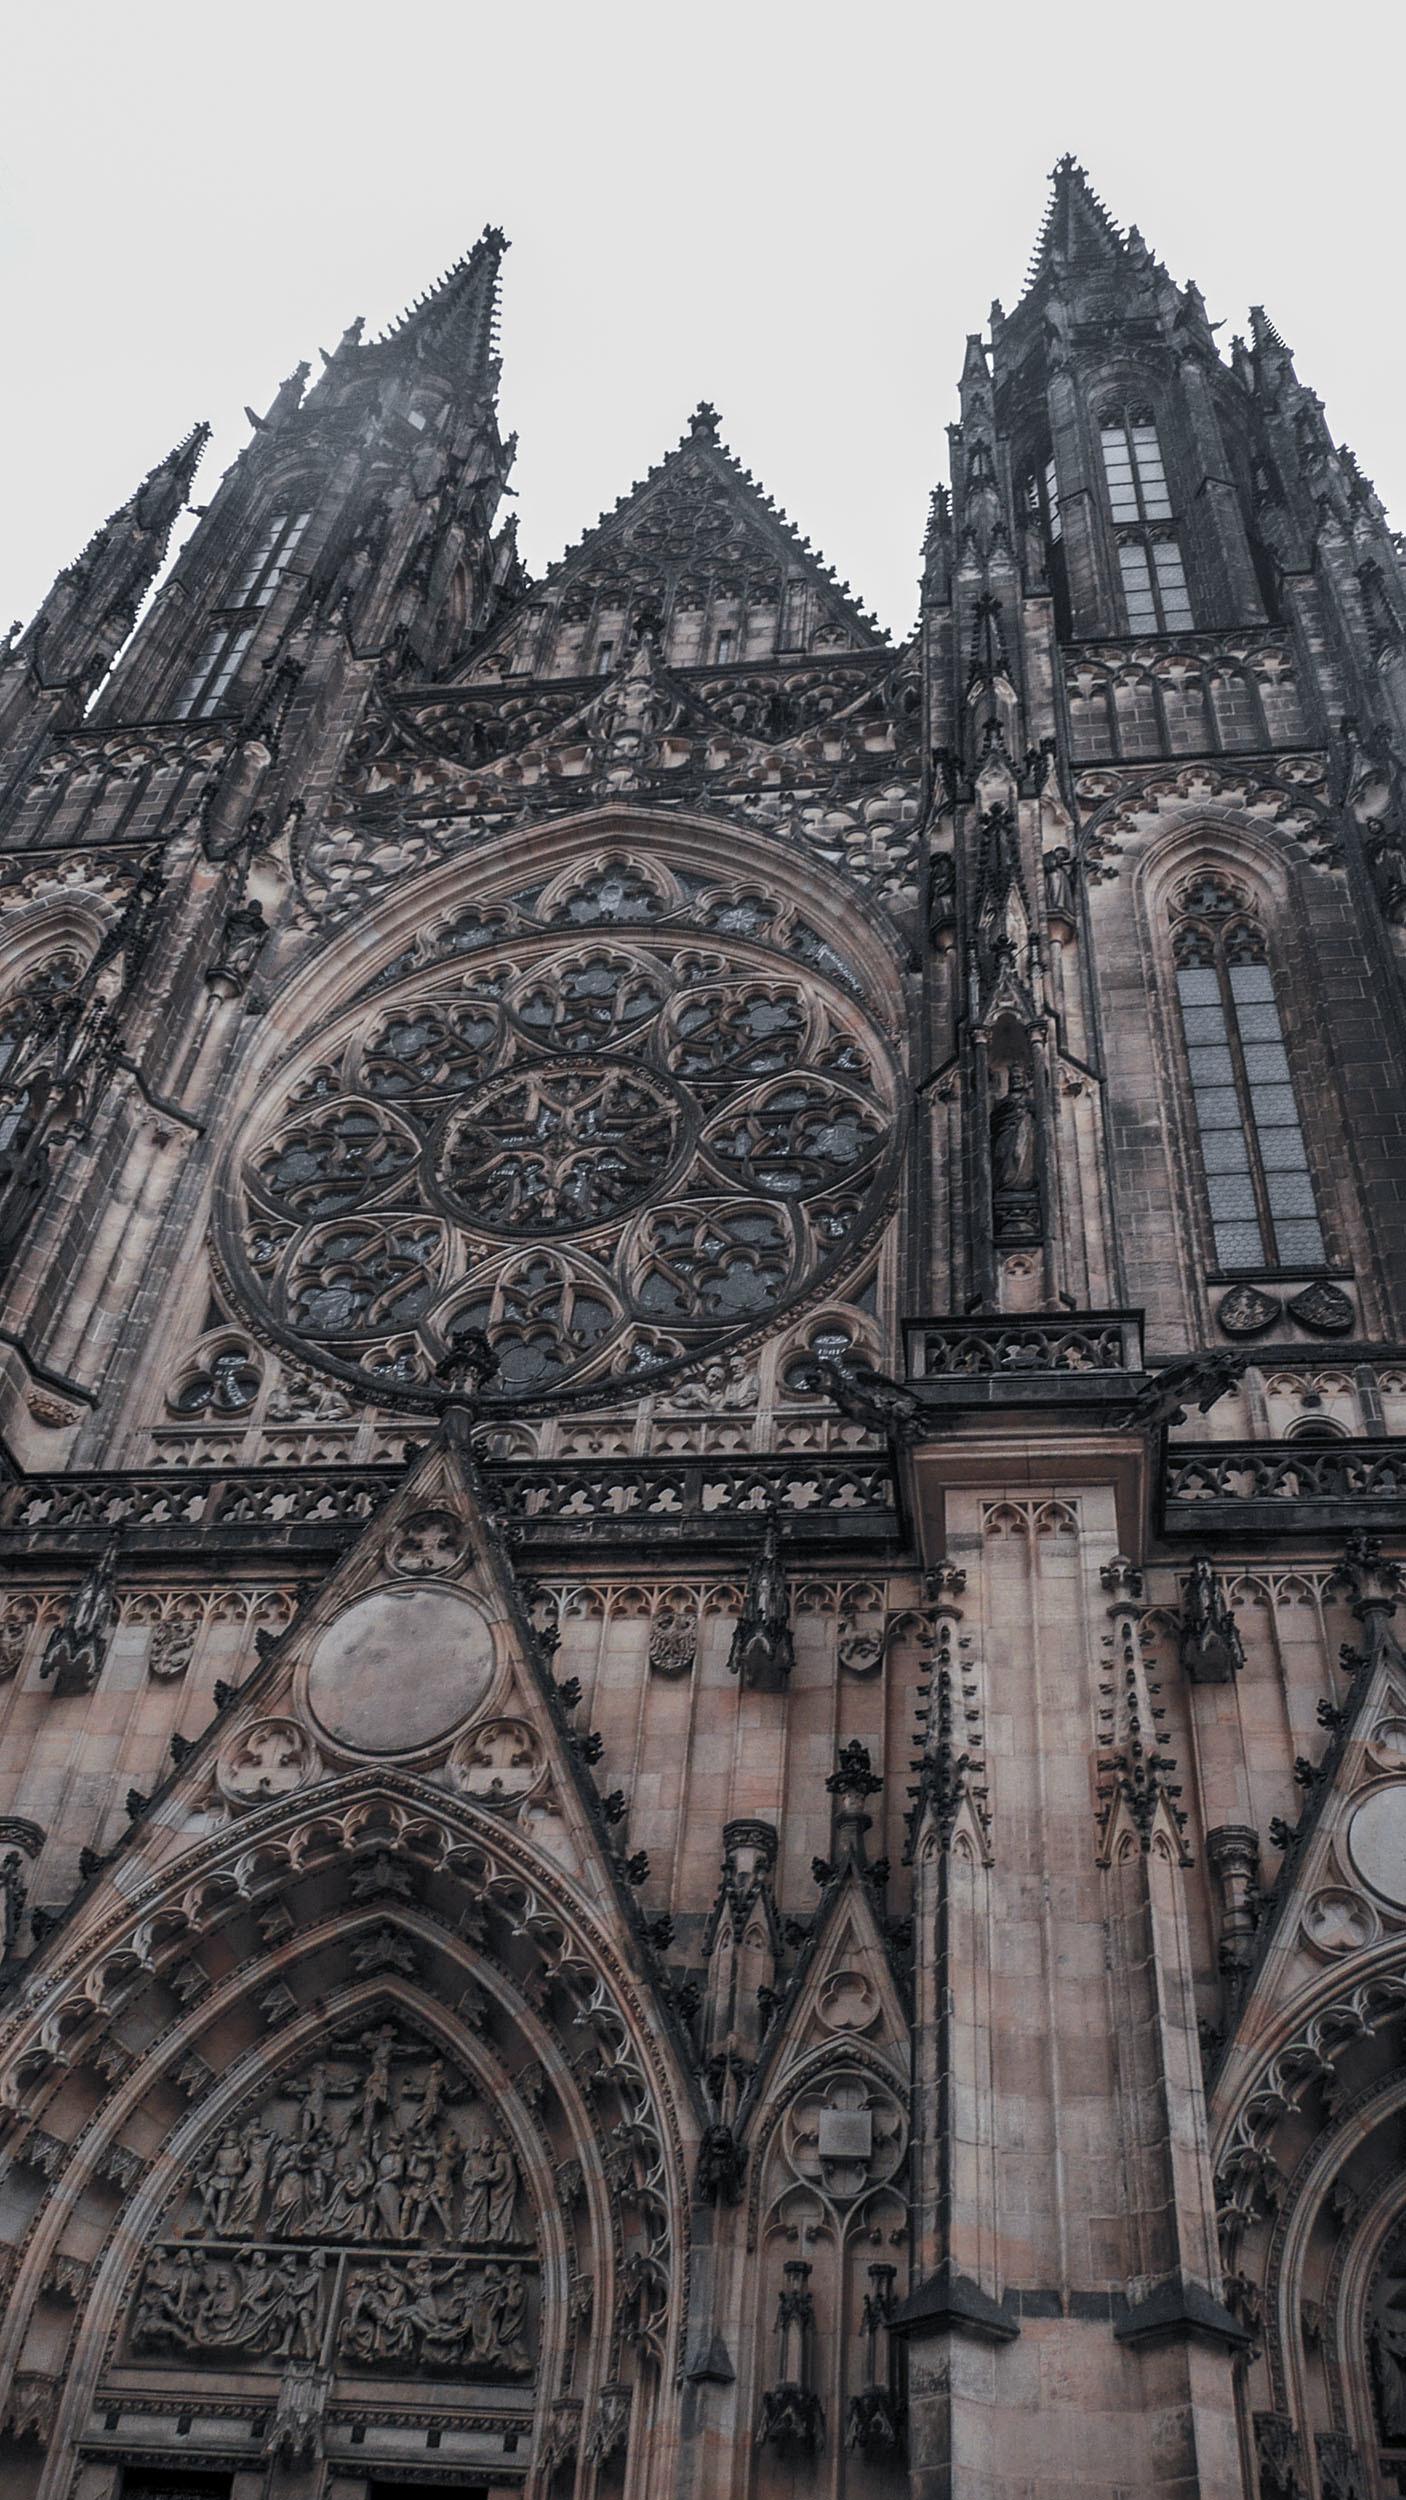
top-left (990, 1066), bottom-right (1037, 1193)
top-left (990, 1064), bottom-right (1041, 1243)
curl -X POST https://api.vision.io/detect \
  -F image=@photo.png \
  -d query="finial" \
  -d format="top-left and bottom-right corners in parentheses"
top-left (689, 401), bottom-right (721, 441)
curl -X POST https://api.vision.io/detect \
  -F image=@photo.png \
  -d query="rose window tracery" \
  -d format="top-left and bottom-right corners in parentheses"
top-left (222, 894), bottom-right (898, 1405)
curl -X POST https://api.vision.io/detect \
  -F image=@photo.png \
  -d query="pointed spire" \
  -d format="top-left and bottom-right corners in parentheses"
top-left (68, 422), bottom-right (210, 584)
top-left (1250, 304), bottom-right (1293, 363)
top-left (1027, 155), bottom-right (1127, 286)
top-left (375, 225), bottom-right (508, 387)
top-left (4, 424), bottom-right (207, 717)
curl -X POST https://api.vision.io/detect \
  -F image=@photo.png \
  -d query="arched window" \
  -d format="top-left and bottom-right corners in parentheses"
top-left (1171, 874), bottom-right (1324, 1271)
top-left (1100, 407), bottom-right (1194, 634)
top-left (173, 507), bottom-right (311, 720)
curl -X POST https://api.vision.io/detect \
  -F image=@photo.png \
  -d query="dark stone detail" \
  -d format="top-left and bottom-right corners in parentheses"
top-left (1162, 1439), bottom-right (1406, 1536)
top-left (890, 2263), bottom-right (1020, 2344)
top-left (686, 2332), bottom-right (736, 2384)
top-left (1114, 2274), bottom-right (1252, 2349)
top-left (1287, 1280), bottom-right (1355, 1335)
top-left (1216, 1284), bottom-right (1282, 1337)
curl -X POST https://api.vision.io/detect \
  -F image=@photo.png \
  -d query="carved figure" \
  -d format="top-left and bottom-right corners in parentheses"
top-left (206, 898), bottom-right (268, 997)
top-left (39, 1539), bottom-right (119, 1696)
top-left (462, 2133), bottom-right (519, 2242)
top-left (1371, 2249), bottom-right (1406, 2441)
top-left (1179, 1554), bottom-right (1245, 1684)
top-left (727, 1507), bottom-right (794, 1690)
top-left (990, 1066), bottom-right (1038, 1195)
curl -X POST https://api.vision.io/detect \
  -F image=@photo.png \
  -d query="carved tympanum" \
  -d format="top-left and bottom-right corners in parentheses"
top-left (128, 2028), bottom-right (538, 2385)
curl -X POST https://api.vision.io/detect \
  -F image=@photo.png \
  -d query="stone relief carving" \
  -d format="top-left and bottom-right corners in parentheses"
top-left (446, 1717), bottom-right (545, 1810)
top-left (128, 2029), bottom-right (538, 2382)
top-left (386, 1505), bottom-right (470, 1575)
top-left (216, 1716), bottom-right (320, 1806)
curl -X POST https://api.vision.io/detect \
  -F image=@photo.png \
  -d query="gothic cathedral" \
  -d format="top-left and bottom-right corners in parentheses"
top-left (0, 159), bottom-right (1402, 2500)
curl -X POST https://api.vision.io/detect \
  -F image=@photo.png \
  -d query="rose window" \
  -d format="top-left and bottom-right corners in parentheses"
top-left (222, 912), bottom-right (899, 1406)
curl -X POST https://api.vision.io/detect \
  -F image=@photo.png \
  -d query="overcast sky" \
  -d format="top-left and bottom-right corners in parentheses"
top-left (4, 1), bottom-right (1403, 643)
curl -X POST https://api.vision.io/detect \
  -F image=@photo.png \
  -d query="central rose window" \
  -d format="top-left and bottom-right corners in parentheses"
top-left (221, 873), bottom-right (900, 1406)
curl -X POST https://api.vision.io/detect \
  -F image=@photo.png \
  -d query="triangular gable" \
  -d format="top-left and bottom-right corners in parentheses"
top-left (1212, 1587), bottom-right (1406, 2119)
top-left (741, 1862), bottom-right (908, 2127)
top-left (15, 1416), bottom-right (689, 2056)
top-left (467, 405), bottom-right (885, 674)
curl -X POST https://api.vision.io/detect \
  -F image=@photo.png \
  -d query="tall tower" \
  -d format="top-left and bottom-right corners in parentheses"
top-left (0, 167), bottom-right (1400, 2500)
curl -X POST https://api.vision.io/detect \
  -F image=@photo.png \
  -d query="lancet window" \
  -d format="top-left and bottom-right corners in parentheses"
top-left (1171, 874), bottom-right (1324, 1271)
top-left (173, 507), bottom-right (311, 719)
top-left (1100, 408), bottom-right (1193, 633)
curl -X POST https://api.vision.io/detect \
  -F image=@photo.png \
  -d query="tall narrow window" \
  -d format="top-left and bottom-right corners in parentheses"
top-left (716, 628), bottom-right (735, 664)
top-left (1172, 874), bottom-right (1325, 1271)
top-left (173, 508), bottom-right (311, 719)
top-left (1100, 408), bottom-right (1193, 633)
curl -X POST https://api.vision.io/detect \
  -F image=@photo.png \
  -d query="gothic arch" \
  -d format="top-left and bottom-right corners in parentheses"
top-left (1104, 814), bottom-right (1380, 1334)
top-left (0, 1767), bottom-right (698, 2493)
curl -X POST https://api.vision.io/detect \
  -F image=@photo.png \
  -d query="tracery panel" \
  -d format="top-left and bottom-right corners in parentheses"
top-left (219, 862), bottom-right (900, 1407)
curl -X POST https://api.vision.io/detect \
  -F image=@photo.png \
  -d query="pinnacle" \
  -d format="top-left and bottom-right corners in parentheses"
top-left (68, 421), bottom-right (209, 574)
top-left (688, 401), bottom-right (722, 441)
top-left (1026, 155), bottom-right (1127, 288)
top-left (1250, 304), bottom-right (1293, 362)
top-left (374, 226), bottom-right (509, 380)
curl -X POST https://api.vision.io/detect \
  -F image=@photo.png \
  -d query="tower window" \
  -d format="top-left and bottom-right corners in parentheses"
top-left (597, 639), bottom-right (614, 674)
top-left (716, 628), bottom-right (735, 664)
top-left (1100, 408), bottom-right (1193, 633)
top-left (1100, 412), bottom-right (1172, 521)
top-left (1118, 538), bottom-right (1193, 634)
top-left (173, 508), bottom-right (311, 719)
top-left (1171, 875), bottom-right (1325, 1271)
top-left (1024, 458), bottom-right (1063, 543)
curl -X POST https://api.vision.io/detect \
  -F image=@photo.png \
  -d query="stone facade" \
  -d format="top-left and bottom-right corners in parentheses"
top-left (0, 160), bottom-right (1401, 2500)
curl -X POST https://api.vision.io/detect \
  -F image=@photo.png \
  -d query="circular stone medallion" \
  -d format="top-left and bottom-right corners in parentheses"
top-left (306, 1584), bottom-right (496, 1755)
top-left (1347, 1783), bottom-right (1406, 1910)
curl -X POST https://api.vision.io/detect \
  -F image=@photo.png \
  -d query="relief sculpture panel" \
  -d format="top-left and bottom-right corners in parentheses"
top-left (122, 2027), bottom-right (539, 2386)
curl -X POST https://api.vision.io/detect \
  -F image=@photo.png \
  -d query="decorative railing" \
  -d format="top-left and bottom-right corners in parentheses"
top-left (1162, 1439), bottom-right (1406, 1533)
top-left (0, 1454), bottom-right (897, 1565)
top-left (906, 1311), bottom-right (1142, 1381)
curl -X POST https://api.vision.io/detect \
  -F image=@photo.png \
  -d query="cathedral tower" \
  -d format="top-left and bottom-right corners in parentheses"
top-left (0, 165), bottom-right (1401, 2500)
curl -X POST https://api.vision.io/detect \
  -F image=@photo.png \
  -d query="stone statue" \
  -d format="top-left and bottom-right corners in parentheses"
top-left (206, 898), bottom-right (268, 999)
top-left (39, 1537), bottom-right (120, 1696)
top-left (990, 1067), bottom-right (1038, 1196)
top-left (1179, 1553), bottom-right (1245, 1684)
top-left (727, 1506), bottom-right (794, 1691)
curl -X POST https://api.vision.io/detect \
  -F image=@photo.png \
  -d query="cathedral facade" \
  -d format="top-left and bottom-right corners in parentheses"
top-left (0, 158), bottom-right (1403, 2500)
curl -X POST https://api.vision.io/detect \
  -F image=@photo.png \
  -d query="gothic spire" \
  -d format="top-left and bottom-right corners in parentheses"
top-left (0, 423), bottom-right (208, 750)
top-left (37, 423), bottom-right (208, 659)
top-left (1026, 155), bottom-right (1127, 285)
top-left (372, 225), bottom-right (508, 392)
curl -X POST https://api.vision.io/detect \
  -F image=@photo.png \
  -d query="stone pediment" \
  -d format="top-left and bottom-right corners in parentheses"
top-left (459, 408), bottom-right (885, 682)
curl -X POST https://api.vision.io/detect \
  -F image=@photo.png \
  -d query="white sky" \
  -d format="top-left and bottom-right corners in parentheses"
top-left (3, 0), bottom-right (1403, 644)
